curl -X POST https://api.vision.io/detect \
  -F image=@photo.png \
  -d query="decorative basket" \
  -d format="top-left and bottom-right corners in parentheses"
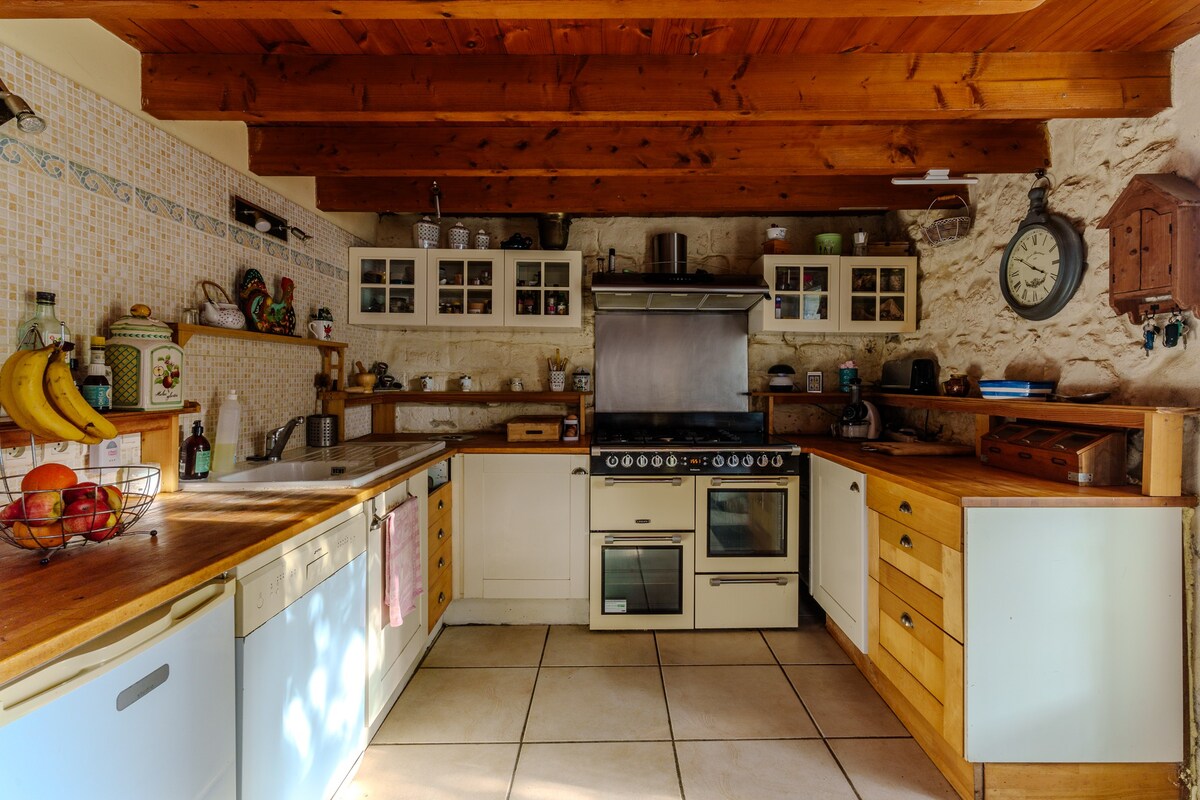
top-left (199, 280), bottom-right (246, 329)
top-left (921, 194), bottom-right (972, 247)
top-left (0, 464), bottom-right (160, 563)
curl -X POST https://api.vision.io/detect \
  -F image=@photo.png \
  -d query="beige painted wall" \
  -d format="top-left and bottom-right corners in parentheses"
top-left (0, 19), bottom-right (376, 243)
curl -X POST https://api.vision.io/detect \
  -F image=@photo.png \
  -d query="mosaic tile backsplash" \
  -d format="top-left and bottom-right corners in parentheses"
top-left (0, 44), bottom-right (373, 460)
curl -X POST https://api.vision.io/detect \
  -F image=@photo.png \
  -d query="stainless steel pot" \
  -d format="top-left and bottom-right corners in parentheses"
top-left (536, 213), bottom-right (571, 250)
top-left (306, 414), bottom-right (339, 448)
top-left (651, 232), bottom-right (687, 273)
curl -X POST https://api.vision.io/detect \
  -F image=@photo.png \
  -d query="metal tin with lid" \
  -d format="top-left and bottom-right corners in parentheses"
top-left (106, 304), bottom-right (184, 410)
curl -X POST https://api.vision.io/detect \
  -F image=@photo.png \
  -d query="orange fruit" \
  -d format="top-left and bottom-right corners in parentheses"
top-left (10, 521), bottom-right (71, 549)
top-left (20, 463), bottom-right (79, 493)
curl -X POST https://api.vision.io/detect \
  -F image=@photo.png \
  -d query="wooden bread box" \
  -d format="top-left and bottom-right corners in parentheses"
top-left (506, 415), bottom-right (563, 442)
top-left (978, 423), bottom-right (1128, 486)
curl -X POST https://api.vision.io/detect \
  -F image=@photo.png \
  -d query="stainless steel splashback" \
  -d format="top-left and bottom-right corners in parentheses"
top-left (595, 313), bottom-right (748, 412)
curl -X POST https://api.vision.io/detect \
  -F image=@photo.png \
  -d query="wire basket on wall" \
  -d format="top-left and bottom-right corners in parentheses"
top-left (921, 194), bottom-right (973, 247)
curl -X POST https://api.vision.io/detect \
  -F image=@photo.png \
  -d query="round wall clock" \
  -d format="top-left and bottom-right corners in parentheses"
top-left (999, 176), bottom-right (1085, 321)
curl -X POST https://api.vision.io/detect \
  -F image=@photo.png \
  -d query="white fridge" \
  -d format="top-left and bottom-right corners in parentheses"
top-left (0, 578), bottom-right (237, 800)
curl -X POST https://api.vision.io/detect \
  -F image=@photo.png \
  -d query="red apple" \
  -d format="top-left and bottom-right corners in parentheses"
top-left (63, 498), bottom-right (118, 541)
top-left (22, 490), bottom-right (63, 524)
top-left (20, 463), bottom-right (78, 493)
top-left (1, 498), bottom-right (26, 525)
top-left (62, 481), bottom-right (102, 507)
top-left (10, 521), bottom-right (70, 549)
top-left (99, 484), bottom-right (124, 514)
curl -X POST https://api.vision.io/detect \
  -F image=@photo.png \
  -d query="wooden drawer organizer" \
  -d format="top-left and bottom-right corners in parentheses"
top-left (427, 482), bottom-right (453, 632)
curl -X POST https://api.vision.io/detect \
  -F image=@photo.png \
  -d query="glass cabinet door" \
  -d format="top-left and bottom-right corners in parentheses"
top-left (426, 251), bottom-right (505, 327)
top-left (503, 251), bottom-right (582, 328)
top-left (758, 255), bottom-right (841, 332)
top-left (840, 257), bottom-right (917, 333)
top-left (349, 248), bottom-right (426, 326)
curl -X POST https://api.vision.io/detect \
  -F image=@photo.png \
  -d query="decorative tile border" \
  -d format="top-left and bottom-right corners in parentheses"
top-left (0, 133), bottom-right (345, 282)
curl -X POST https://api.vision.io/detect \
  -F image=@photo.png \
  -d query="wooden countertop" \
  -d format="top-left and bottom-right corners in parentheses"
top-left (350, 431), bottom-right (591, 454)
top-left (791, 436), bottom-right (1195, 508)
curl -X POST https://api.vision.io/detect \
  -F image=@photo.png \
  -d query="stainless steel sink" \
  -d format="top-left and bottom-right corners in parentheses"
top-left (180, 441), bottom-right (446, 491)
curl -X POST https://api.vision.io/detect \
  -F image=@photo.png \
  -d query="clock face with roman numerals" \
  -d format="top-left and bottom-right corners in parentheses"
top-left (999, 213), bottom-right (1084, 321)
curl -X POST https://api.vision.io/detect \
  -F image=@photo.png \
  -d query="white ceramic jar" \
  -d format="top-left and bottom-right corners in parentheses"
top-left (474, 229), bottom-right (491, 250)
top-left (448, 222), bottom-right (470, 250)
top-left (413, 216), bottom-right (440, 248)
top-left (106, 305), bottom-right (184, 411)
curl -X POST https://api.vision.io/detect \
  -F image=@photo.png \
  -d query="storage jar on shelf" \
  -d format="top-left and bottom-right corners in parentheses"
top-left (105, 305), bottom-right (184, 411)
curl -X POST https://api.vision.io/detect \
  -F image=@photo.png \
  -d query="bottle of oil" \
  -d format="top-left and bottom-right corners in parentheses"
top-left (181, 420), bottom-right (212, 481)
top-left (80, 336), bottom-right (112, 411)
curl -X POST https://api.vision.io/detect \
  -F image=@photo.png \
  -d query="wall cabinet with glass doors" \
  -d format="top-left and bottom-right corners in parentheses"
top-left (752, 255), bottom-right (917, 334)
top-left (349, 248), bottom-right (581, 329)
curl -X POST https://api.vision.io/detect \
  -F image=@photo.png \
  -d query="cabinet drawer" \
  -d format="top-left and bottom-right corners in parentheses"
top-left (694, 574), bottom-right (799, 629)
top-left (429, 482), bottom-right (452, 521)
top-left (428, 570), bottom-right (452, 632)
top-left (878, 582), bottom-right (947, 701)
top-left (876, 514), bottom-right (962, 622)
top-left (876, 555), bottom-right (962, 643)
top-left (867, 479), bottom-right (961, 549)
top-left (427, 517), bottom-right (451, 554)
top-left (428, 538), bottom-right (452, 587)
top-left (590, 476), bottom-right (694, 531)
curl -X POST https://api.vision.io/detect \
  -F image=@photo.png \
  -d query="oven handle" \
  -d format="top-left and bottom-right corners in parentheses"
top-left (603, 534), bottom-right (683, 545)
top-left (709, 576), bottom-right (789, 586)
top-left (603, 477), bottom-right (684, 486)
top-left (709, 477), bottom-right (790, 487)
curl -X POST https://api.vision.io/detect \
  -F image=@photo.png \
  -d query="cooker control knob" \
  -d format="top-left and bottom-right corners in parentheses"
top-left (711, 454), bottom-right (725, 468)
top-left (605, 454), bottom-right (619, 468)
top-left (665, 454), bottom-right (678, 468)
top-left (621, 454), bottom-right (634, 468)
top-left (650, 454), bottom-right (664, 468)
top-left (771, 454), bottom-right (784, 468)
top-left (636, 454), bottom-right (648, 468)
top-left (741, 454), bottom-right (754, 468)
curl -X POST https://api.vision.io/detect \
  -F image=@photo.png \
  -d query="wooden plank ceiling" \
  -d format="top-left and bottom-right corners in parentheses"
top-left (8, 0), bottom-right (1200, 215)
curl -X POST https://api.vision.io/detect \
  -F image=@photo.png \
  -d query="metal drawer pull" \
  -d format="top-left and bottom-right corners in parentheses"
top-left (604, 534), bottom-right (682, 545)
top-left (604, 477), bottom-right (683, 486)
top-left (572, 467), bottom-right (588, 475)
top-left (898, 500), bottom-right (913, 515)
top-left (711, 477), bottom-right (789, 486)
top-left (900, 613), bottom-right (914, 629)
top-left (437, 556), bottom-right (446, 569)
top-left (437, 592), bottom-right (446, 605)
top-left (437, 499), bottom-right (445, 510)
top-left (899, 534), bottom-right (913, 549)
top-left (371, 514), bottom-right (383, 530)
top-left (437, 528), bottom-right (445, 540)
top-left (709, 576), bottom-right (789, 586)
top-left (849, 481), bottom-right (860, 493)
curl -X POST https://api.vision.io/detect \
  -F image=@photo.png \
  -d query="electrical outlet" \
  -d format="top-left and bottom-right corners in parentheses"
top-left (43, 441), bottom-right (86, 470)
top-left (1, 446), bottom-right (36, 486)
top-left (118, 433), bottom-right (142, 464)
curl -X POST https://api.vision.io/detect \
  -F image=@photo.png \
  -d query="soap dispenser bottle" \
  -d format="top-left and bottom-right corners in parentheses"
top-left (211, 389), bottom-right (241, 475)
top-left (181, 420), bottom-right (212, 481)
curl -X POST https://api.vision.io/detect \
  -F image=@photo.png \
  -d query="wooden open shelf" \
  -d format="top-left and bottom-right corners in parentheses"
top-left (169, 322), bottom-right (347, 389)
top-left (1, 401), bottom-right (200, 492)
top-left (752, 390), bottom-right (1198, 497)
top-left (323, 390), bottom-right (591, 442)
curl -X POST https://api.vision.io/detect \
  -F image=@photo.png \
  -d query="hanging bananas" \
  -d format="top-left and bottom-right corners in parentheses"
top-left (0, 346), bottom-right (116, 444)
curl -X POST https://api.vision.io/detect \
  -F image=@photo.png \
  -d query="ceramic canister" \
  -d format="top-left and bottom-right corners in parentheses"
top-left (448, 222), bottom-right (470, 250)
top-left (413, 216), bottom-right (440, 248)
top-left (106, 305), bottom-right (184, 411)
top-left (475, 230), bottom-right (491, 250)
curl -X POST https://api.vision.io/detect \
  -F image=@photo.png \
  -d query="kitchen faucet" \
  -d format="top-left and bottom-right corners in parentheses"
top-left (248, 416), bottom-right (304, 461)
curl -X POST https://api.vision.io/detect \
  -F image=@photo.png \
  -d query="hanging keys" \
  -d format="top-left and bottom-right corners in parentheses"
top-left (1163, 310), bottom-right (1189, 349)
top-left (1143, 318), bottom-right (1161, 356)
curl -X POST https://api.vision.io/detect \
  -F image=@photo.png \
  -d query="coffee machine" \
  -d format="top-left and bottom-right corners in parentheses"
top-left (839, 378), bottom-right (881, 440)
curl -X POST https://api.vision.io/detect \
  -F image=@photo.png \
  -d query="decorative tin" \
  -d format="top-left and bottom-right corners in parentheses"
top-left (413, 216), bottom-right (440, 248)
top-left (475, 229), bottom-right (491, 250)
top-left (448, 221), bottom-right (470, 249)
top-left (106, 305), bottom-right (184, 411)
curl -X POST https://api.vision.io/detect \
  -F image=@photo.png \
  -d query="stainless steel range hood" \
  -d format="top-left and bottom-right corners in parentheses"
top-left (591, 271), bottom-right (768, 312)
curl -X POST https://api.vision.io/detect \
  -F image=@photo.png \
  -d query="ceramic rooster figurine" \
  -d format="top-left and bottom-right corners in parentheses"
top-left (239, 268), bottom-right (297, 336)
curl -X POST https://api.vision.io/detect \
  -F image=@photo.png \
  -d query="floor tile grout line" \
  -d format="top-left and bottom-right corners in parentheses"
top-left (822, 738), bottom-right (867, 800)
top-left (505, 625), bottom-right (550, 800)
top-left (653, 631), bottom-right (688, 800)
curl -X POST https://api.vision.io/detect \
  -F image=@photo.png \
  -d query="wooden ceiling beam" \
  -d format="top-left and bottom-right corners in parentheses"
top-left (314, 175), bottom-right (950, 213)
top-left (248, 122), bottom-right (1049, 177)
top-left (1, 1), bottom-right (1047, 20)
top-left (143, 52), bottom-right (1171, 123)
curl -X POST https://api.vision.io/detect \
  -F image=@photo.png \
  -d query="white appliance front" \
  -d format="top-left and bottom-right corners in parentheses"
top-left (0, 580), bottom-right (236, 800)
top-left (589, 531), bottom-right (695, 630)
top-left (695, 475), bottom-right (800, 573)
top-left (237, 514), bottom-right (368, 800)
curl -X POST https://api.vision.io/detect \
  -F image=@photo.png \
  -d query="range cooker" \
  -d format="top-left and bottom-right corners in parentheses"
top-left (588, 412), bottom-right (804, 631)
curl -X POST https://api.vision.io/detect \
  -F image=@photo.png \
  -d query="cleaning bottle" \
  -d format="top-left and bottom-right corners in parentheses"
top-left (211, 389), bottom-right (241, 475)
top-left (181, 420), bottom-right (212, 481)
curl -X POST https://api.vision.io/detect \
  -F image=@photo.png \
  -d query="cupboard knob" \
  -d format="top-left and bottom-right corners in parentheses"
top-left (572, 467), bottom-right (588, 475)
top-left (900, 613), bottom-right (914, 629)
top-left (899, 534), bottom-right (913, 549)
top-left (437, 499), bottom-right (445, 510)
top-left (437, 528), bottom-right (445, 540)
top-left (898, 501), bottom-right (913, 515)
top-left (438, 592), bottom-right (446, 604)
top-left (849, 482), bottom-right (860, 493)
top-left (437, 556), bottom-right (446, 569)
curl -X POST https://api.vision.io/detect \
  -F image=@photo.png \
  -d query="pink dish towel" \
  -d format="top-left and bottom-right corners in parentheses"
top-left (384, 495), bottom-right (423, 627)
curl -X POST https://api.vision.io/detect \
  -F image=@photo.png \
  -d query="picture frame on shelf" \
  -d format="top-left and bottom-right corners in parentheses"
top-left (806, 372), bottom-right (823, 393)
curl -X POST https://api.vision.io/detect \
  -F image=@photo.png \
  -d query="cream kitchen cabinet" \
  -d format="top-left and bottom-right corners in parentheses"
top-left (349, 247), bottom-right (581, 329)
top-left (752, 255), bottom-right (917, 333)
top-left (364, 469), bottom-right (429, 732)
top-left (462, 454), bottom-right (589, 599)
top-left (809, 455), bottom-right (868, 653)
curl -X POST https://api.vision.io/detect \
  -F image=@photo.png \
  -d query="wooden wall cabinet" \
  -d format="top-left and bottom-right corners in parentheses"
top-left (752, 255), bottom-right (918, 334)
top-left (1098, 173), bottom-right (1200, 322)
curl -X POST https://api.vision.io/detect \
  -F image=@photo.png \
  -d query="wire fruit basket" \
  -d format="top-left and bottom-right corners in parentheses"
top-left (0, 462), bottom-right (160, 564)
top-left (921, 194), bottom-right (973, 247)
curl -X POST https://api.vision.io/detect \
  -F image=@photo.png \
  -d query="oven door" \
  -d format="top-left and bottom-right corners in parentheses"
top-left (589, 532), bottom-right (695, 630)
top-left (695, 475), bottom-right (800, 573)
top-left (590, 475), bottom-right (695, 531)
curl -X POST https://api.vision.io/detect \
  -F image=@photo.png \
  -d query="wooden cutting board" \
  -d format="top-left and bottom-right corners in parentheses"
top-left (861, 441), bottom-right (974, 457)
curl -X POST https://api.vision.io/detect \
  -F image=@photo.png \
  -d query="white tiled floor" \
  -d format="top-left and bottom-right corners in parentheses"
top-left (338, 621), bottom-right (959, 800)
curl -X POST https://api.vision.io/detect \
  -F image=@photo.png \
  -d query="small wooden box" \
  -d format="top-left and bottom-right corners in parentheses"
top-left (979, 423), bottom-right (1128, 486)
top-left (762, 239), bottom-right (791, 255)
top-left (506, 415), bottom-right (562, 442)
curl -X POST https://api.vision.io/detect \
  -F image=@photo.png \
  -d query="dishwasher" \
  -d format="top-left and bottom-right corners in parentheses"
top-left (236, 508), bottom-right (368, 800)
top-left (0, 578), bottom-right (236, 800)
